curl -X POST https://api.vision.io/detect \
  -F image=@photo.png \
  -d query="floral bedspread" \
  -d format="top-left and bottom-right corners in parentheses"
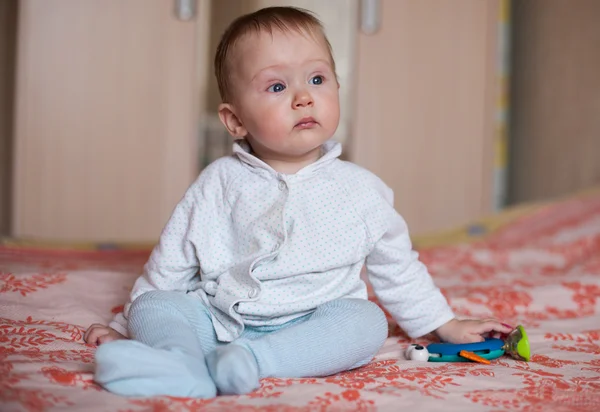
top-left (1, 191), bottom-right (600, 411)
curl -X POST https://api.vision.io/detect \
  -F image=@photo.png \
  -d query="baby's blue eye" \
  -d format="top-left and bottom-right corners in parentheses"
top-left (310, 76), bottom-right (324, 85)
top-left (267, 83), bottom-right (286, 93)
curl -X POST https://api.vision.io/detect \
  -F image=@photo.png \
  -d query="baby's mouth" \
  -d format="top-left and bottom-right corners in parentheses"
top-left (295, 117), bottom-right (318, 129)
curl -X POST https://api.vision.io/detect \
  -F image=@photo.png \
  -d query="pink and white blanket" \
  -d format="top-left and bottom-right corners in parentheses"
top-left (2, 190), bottom-right (600, 411)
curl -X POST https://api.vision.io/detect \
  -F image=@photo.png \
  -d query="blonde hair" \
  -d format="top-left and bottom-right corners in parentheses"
top-left (214, 6), bottom-right (335, 103)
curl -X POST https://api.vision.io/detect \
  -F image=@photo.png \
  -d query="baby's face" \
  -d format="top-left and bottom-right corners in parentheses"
top-left (230, 29), bottom-right (340, 163)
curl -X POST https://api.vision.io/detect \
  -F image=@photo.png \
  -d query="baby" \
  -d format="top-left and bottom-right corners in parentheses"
top-left (85, 6), bottom-right (511, 398)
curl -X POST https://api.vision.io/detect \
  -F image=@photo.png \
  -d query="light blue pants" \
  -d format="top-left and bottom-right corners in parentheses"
top-left (94, 290), bottom-right (388, 398)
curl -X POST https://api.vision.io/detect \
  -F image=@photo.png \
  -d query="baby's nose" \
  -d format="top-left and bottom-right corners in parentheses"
top-left (293, 90), bottom-right (314, 108)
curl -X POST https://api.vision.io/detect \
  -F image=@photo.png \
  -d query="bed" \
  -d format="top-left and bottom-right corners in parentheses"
top-left (2, 188), bottom-right (600, 411)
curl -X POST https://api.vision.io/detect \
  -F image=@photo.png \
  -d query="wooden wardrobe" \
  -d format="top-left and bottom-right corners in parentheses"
top-left (6, 0), bottom-right (597, 242)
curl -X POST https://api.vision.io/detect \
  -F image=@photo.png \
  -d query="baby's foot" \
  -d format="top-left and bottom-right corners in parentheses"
top-left (206, 344), bottom-right (260, 395)
top-left (94, 340), bottom-right (216, 398)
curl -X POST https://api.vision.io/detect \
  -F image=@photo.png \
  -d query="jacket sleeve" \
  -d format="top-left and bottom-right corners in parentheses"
top-left (109, 178), bottom-right (211, 336)
top-left (365, 184), bottom-right (455, 338)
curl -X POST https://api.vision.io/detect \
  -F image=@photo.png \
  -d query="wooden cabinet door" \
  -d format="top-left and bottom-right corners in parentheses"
top-left (509, 0), bottom-right (600, 204)
top-left (12, 0), bottom-right (210, 242)
top-left (351, 0), bottom-right (500, 234)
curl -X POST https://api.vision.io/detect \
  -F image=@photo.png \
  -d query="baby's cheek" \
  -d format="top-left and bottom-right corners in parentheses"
top-left (321, 96), bottom-right (340, 129)
top-left (256, 110), bottom-right (288, 140)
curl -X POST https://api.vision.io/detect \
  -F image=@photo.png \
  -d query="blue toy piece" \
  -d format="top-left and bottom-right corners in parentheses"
top-left (426, 338), bottom-right (505, 362)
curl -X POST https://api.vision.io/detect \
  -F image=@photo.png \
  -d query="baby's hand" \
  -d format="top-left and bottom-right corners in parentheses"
top-left (84, 323), bottom-right (126, 345)
top-left (434, 318), bottom-right (513, 344)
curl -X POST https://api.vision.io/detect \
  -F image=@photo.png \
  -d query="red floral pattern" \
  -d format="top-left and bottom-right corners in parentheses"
top-left (1, 192), bottom-right (600, 411)
top-left (0, 273), bottom-right (67, 296)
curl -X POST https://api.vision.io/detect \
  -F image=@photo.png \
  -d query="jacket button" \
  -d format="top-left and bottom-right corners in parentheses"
top-left (278, 180), bottom-right (286, 191)
top-left (248, 288), bottom-right (259, 298)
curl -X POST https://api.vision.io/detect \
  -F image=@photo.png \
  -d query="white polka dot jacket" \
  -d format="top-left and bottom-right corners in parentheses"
top-left (109, 140), bottom-right (455, 342)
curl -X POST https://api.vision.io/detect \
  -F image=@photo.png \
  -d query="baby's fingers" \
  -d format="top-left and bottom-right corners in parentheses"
top-left (98, 334), bottom-right (120, 345)
top-left (475, 319), bottom-right (513, 335)
top-left (84, 324), bottom-right (109, 345)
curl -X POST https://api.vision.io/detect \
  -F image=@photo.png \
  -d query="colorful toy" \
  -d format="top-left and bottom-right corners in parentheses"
top-left (405, 325), bottom-right (531, 364)
top-left (427, 337), bottom-right (505, 363)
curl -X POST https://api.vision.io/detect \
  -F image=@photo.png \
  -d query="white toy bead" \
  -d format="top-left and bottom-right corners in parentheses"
top-left (405, 344), bottom-right (419, 359)
top-left (407, 344), bottom-right (430, 361)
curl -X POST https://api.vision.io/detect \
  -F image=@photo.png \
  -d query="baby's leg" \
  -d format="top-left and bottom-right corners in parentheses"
top-left (94, 290), bottom-right (219, 398)
top-left (206, 298), bottom-right (388, 395)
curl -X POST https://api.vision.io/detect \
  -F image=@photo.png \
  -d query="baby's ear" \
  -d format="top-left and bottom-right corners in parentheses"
top-left (218, 103), bottom-right (247, 138)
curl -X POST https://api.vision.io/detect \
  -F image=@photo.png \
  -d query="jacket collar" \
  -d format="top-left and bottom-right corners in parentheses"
top-left (232, 139), bottom-right (342, 177)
